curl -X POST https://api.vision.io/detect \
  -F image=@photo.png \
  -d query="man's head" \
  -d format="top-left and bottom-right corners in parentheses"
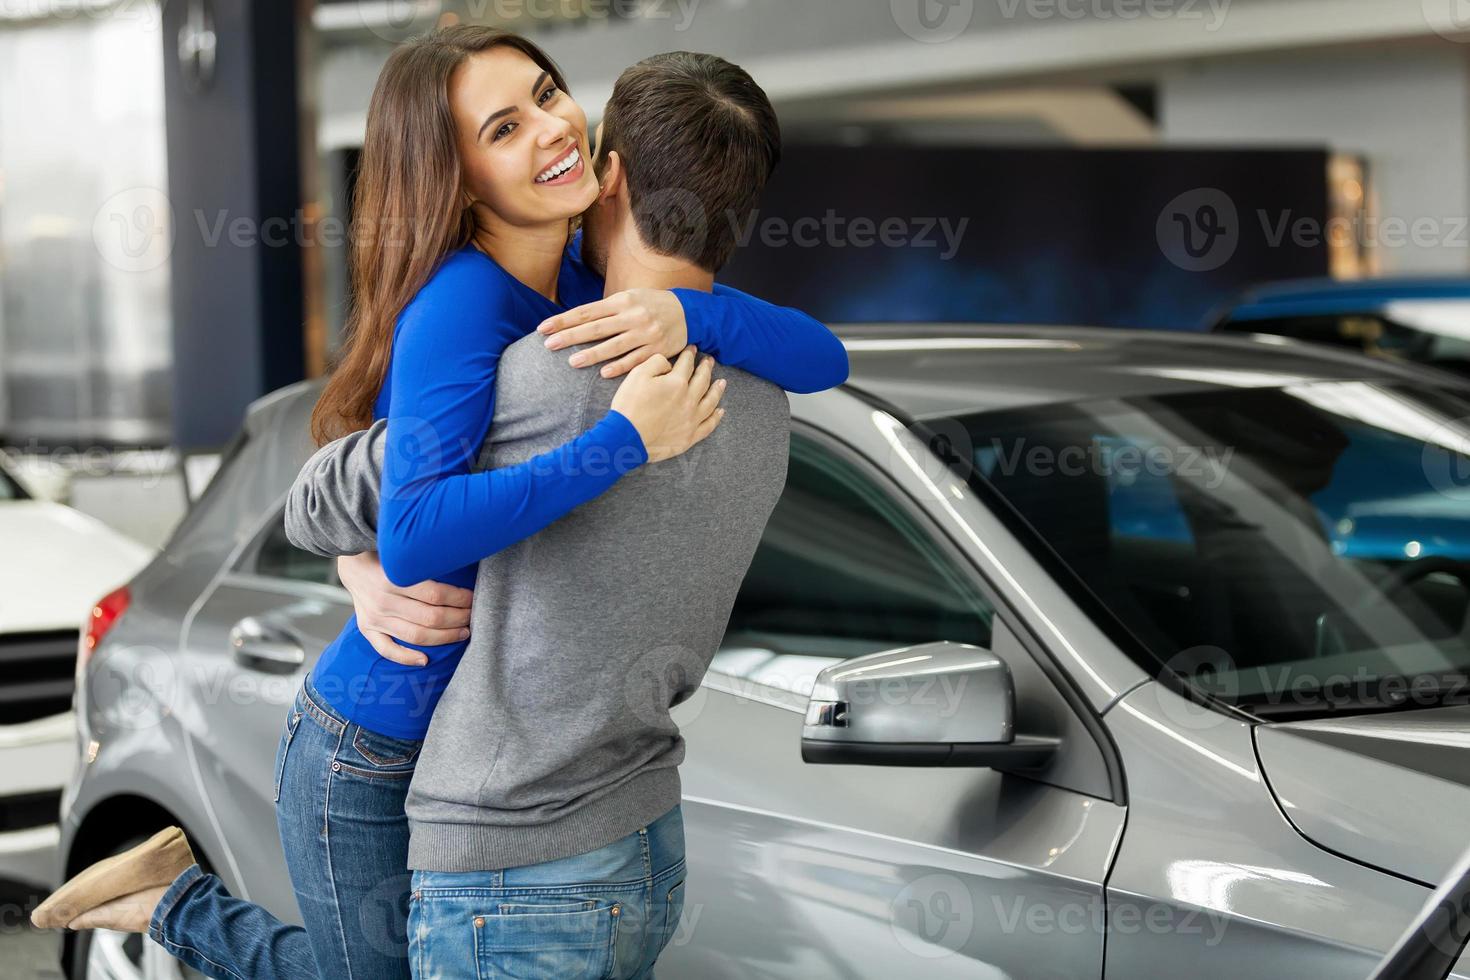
top-left (582, 52), bottom-right (781, 278)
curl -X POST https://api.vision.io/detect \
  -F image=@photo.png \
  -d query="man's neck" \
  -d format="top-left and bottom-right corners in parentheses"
top-left (600, 227), bottom-right (714, 295)
top-left (471, 219), bottom-right (569, 303)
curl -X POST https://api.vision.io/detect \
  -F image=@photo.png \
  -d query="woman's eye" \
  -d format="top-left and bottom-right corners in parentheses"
top-left (494, 121), bottom-right (516, 140)
top-left (538, 86), bottom-right (558, 105)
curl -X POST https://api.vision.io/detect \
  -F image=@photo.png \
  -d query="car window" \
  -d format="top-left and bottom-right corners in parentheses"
top-left (961, 381), bottom-right (1470, 719)
top-left (250, 513), bottom-right (337, 587)
top-left (716, 434), bottom-right (994, 695)
top-left (1223, 314), bottom-right (1396, 354)
top-left (1225, 312), bottom-right (1470, 375)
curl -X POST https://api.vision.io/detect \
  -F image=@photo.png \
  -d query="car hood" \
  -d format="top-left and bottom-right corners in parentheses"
top-left (1256, 705), bottom-right (1470, 886)
top-left (0, 501), bottom-right (155, 634)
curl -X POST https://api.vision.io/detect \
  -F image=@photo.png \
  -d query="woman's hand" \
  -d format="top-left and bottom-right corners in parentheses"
top-left (336, 552), bottom-right (474, 666)
top-left (537, 288), bottom-right (687, 378)
top-left (610, 345), bottom-right (727, 463)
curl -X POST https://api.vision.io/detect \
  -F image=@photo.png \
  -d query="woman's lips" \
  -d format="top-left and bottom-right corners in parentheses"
top-left (535, 145), bottom-right (583, 185)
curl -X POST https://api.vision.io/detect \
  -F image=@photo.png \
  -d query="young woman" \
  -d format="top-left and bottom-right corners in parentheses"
top-left (34, 24), bottom-right (845, 980)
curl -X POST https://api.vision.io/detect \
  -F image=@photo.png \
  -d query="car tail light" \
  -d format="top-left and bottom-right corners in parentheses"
top-left (83, 585), bottom-right (131, 661)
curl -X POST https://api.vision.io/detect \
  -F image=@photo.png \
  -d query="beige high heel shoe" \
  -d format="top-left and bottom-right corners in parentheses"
top-left (31, 827), bottom-right (195, 931)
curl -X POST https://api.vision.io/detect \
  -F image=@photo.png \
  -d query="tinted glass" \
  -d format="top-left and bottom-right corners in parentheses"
top-left (251, 515), bottom-right (335, 586)
top-left (961, 381), bottom-right (1470, 718)
top-left (1224, 309), bottom-right (1470, 377)
top-left (718, 436), bottom-right (993, 694)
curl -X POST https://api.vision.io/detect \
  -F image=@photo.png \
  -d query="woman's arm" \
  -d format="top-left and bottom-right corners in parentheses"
top-left (539, 286), bottom-right (848, 393)
top-left (676, 284), bottom-right (848, 393)
top-left (372, 255), bottom-right (649, 586)
top-left (546, 234), bottom-right (849, 393)
top-left (293, 255), bottom-right (724, 588)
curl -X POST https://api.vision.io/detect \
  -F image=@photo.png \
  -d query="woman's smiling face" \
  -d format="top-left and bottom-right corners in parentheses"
top-left (450, 46), bottom-right (598, 230)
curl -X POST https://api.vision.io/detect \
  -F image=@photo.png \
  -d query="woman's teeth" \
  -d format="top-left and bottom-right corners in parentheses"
top-left (536, 147), bottom-right (580, 183)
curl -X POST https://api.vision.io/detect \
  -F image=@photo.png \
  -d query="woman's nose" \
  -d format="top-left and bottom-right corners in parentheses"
top-left (535, 111), bottom-right (575, 147)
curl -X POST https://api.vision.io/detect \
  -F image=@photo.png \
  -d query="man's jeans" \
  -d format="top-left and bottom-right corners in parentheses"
top-left (409, 805), bottom-right (686, 979)
top-left (148, 679), bottom-right (419, 979)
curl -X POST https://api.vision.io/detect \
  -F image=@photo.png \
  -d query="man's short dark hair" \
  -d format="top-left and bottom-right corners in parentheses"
top-left (599, 51), bottom-right (781, 273)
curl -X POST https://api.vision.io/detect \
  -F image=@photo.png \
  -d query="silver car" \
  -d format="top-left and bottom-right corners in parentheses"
top-left (57, 326), bottom-right (1470, 979)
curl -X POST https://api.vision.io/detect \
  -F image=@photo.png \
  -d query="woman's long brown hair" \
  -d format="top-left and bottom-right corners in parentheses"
top-left (310, 26), bottom-right (568, 445)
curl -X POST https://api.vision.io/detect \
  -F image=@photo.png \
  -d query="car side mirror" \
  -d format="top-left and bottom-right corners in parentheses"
top-left (801, 641), bottom-right (1058, 769)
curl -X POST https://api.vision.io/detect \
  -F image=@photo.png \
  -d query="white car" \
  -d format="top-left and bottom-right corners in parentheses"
top-left (0, 460), bottom-right (152, 888)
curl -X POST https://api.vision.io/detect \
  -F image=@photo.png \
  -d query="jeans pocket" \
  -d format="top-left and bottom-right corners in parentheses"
top-left (272, 708), bottom-right (304, 804)
top-left (474, 899), bottom-right (619, 980)
top-left (657, 875), bottom-right (686, 958)
top-left (350, 725), bottom-right (422, 768)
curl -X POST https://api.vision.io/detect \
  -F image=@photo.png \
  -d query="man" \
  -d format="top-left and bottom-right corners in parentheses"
top-left (287, 52), bottom-right (829, 977)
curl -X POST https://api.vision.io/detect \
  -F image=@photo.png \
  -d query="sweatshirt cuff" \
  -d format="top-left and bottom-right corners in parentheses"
top-left (671, 288), bottom-right (714, 351)
top-left (593, 409), bottom-right (649, 471)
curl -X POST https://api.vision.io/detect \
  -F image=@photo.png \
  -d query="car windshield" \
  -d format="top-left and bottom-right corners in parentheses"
top-left (955, 380), bottom-right (1470, 719)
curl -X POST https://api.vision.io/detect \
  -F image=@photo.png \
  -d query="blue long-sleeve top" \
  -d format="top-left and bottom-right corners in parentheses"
top-left (307, 235), bottom-right (846, 737)
top-left (376, 235), bottom-right (847, 587)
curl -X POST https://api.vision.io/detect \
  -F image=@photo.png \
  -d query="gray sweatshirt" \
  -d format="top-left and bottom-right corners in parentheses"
top-left (285, 332), bottom-right (789, 871)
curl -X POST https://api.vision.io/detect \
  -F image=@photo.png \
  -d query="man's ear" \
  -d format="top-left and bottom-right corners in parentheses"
top-left (597, 150), bottom-right (625, 204)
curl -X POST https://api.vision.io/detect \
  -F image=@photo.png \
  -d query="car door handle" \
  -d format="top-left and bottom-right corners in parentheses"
top-left (229, 617), bottom-right (305, 674)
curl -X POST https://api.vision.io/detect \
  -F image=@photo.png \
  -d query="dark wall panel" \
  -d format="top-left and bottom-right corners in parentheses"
top-left (719, 146), bottom-right (1331, 330)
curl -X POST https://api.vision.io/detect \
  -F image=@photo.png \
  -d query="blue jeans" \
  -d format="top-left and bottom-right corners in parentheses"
top-left (149, 679), bottom-right (420, 979)
top-left (409, 805), bottom-right (686, 980)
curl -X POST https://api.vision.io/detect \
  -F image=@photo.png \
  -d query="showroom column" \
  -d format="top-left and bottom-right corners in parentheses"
top-left (161, 0), bottom-right (308, 448)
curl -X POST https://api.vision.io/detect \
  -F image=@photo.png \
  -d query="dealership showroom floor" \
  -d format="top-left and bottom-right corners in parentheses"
top-left (9, 1), bottom-right (1470, 978)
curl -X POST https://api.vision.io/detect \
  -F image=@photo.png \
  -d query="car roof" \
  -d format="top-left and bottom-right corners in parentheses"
top-left (836, 323), bottom-right (1448, 420)
top-left (1217, 276), bottom-right (1470, 324)
top-left (248, 325), bottom-right (1449, 430)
